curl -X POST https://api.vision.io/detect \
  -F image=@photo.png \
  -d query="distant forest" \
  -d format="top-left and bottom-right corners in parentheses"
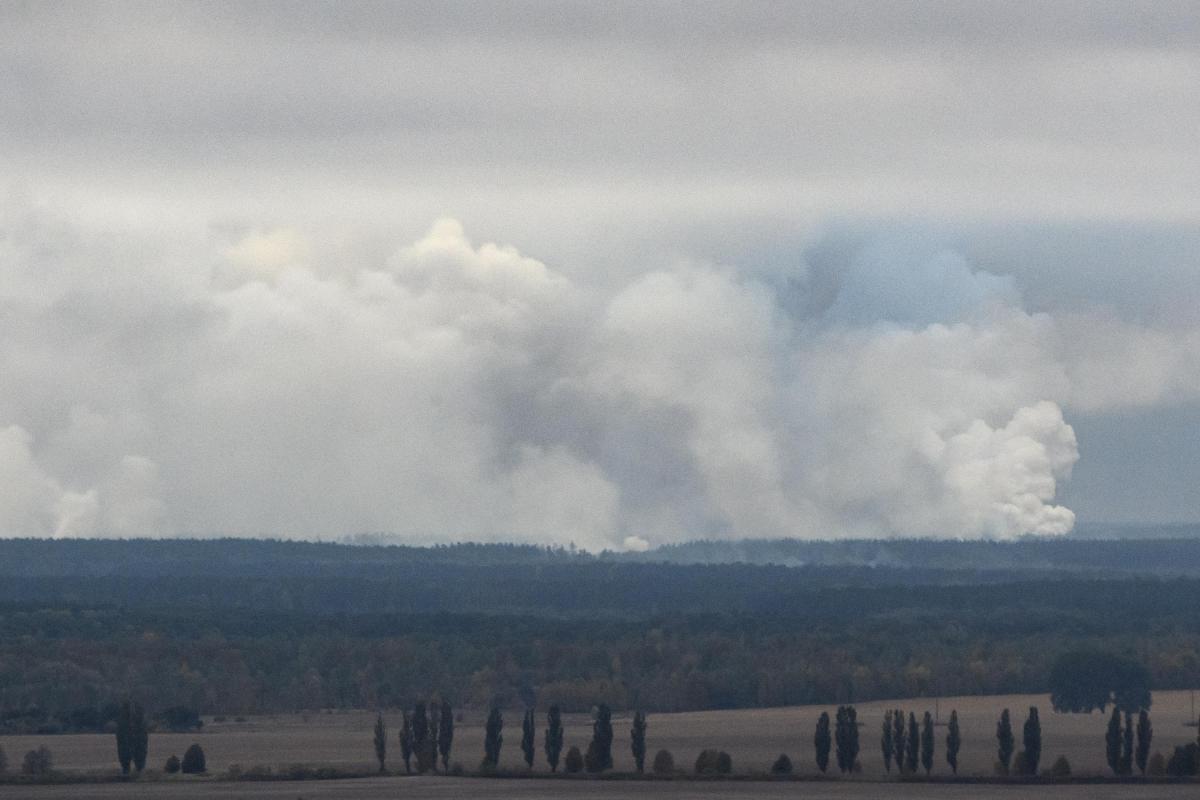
top-left (2, 536), bottom-right (1199, 733)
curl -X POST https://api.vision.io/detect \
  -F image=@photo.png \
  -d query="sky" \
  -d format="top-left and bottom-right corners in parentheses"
top-left (2, 1), bottom-right (1199, 547)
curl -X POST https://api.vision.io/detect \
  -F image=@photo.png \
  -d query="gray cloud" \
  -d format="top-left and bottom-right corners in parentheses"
top-left (2, 3), bottom-right (1199, 541)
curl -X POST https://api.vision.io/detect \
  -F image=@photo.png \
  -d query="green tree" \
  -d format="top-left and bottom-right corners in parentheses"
top-left (438, 701), bottom-right (454, 772)
top-left (920, 711), bottom-right (934, 775)
top-left (1049, 650), bottom-right (1152, 714)
top-left (564, 745), bottom-right (583, 773)
top-left (905, 712), bottom-right (919, 775)
top-left (22, 746), bottom-right (53, 776)
top-left (521, 708), bottom-right (535, 769)
top-left (893, 707), bottom-right (906, 774)
top-left (814, 710), bottom-right (831, 773)
top-left (399, 710), bottom-right (414, 774)
top-left (1105, 706), bottom-right (1122, 774)
top-left (373, 713), bottom-right (387, 772)
top-left (585, 703), bottom-right (613, 772)
top-left (544, 705), bottom-right (564, 772)
top-left (945, 709), bottom-right (961, 775)
top-left (427, 705), bottom-right (439, 772)
top-left (484, 707), bottom-right (503, 767)
top-left (834, 706), bottom-right (858, 774)
top-left (881, 709), bottom-right (893, 773)
top-left (996, 708), bottom-right (1014, 774)
top-left (1135, 709), bottom-right (1152, 775)
top-left (631, 710), bottom-right (647, 773)
top-left (116, 700), bottom-right (133, 775)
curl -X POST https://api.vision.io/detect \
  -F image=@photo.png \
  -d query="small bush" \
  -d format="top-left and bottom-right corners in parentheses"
top-left (450, 762), bottom-right (464, 776)
top-left (212, 716), bottom-right (226, 723)
top-left (181, 743), bottom-right (207, 774)
top-left (1167, 743), bottom-right (1199, 777)
top-left (22, 746), bottom-right (53, 776)
top-left (652, 749), bottom-right (674, 775)
top-left (770, 753), bottom-right (792, 775)
top-left (695, 749), bottom-right (731, 775)
top-left (164, 754), bottom-right (181, 774)
top-left (564, 745), bottom-right (584, 774)
top-left (1012, 750), bottom-right (1031, 776)
top-left (1046, 755), bottom-right (1070, 778)
top-left (1148, 751), bottom-right (1166, 777)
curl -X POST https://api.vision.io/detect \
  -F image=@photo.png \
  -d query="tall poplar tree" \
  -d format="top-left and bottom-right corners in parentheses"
top-left (438, 702), bottom-right (454, 772)
top-left (1023, 706), bottom-right (1041, 775)
top-left (1105, 707), bottom-right (1122, 775)
top-left (905, 712), bottom-right (919, 775)
top-left (996, 708), bottom-right (1014, 774)
top-left (945, 709), bottom-right (961, 774)
top-left (814, 711), bottom-right (831, 773)
top-left (521, 708), bottom-right (536, 769)
top-left (631, 711), bottom-right (647, 773)
top-left (373, 713), bottom-right (387, 772)
top-left (920, 711), bottom-right (934, 775)
top-left (881, 709), bottom-right (893, 773)
top-left (484, 707), bottom-right (503, 767)
top-left (544, 705), bottom-right (564, 772)
top-left (1135, 710), bottom-right (1152, 775)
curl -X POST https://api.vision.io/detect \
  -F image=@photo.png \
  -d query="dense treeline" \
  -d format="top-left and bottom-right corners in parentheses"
top-left (3, 589), bottom-right (1200, 728)
top-left (5, 533), bottom-right (1200, 579)
top-left (4, 537), bottom-right (1200, 730)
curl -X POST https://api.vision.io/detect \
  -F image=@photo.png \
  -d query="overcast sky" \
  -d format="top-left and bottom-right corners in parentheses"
top-left (2, 2), bottom-right (1199, 546)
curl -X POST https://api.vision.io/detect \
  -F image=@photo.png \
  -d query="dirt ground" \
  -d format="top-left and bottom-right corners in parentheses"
top-left (3, 777), bottom-right (1200, 800)
top-left (1, 690), bottom-right (1197, 792)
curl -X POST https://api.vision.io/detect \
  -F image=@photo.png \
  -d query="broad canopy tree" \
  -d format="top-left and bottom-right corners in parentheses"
top-left (1049, 650), bottom-right (1151, 714)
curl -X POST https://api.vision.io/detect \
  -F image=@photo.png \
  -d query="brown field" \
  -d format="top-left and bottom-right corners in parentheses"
top-left (2, 691), bottom-right (1199, 798)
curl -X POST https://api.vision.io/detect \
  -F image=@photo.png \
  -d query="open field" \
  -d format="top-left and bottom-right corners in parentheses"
top-left (2, 691), bottom-right (1198, 790)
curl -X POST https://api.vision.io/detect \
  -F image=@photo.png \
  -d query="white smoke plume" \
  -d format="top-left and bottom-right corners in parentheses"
top-left (3, 200), bottom-right (1197, 547)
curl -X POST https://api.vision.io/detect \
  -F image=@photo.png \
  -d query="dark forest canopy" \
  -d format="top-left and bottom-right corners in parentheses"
top-left (0, 535), bottom-right (1197, 731)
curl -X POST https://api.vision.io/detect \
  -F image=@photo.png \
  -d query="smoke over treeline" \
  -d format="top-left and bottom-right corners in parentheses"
top-left (3, 203), bottom-right (1200, 548)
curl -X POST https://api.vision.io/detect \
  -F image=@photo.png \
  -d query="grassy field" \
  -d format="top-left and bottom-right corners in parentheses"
top-left (1, 691), bottom-right (1198, 793)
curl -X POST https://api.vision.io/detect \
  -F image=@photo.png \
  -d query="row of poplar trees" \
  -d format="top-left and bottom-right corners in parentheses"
top-left (373, 703), bottom-right (649, 774)
top-left (812, 706), bottom-right (962, 776)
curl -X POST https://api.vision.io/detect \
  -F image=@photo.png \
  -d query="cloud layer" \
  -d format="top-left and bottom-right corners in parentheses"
top-left (5, 199), bottom-right (1198, 546)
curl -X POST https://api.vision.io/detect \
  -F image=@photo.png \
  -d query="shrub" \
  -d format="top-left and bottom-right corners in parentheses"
top-left (1167, 743), bottom-right (1198, 777)
top-left (695, 749), bottom-right (731, 775)
top-left (1046, 755), bottom-right (1071, 778)
top-left (164, 754), bottom-right (181, 774)
top-left (181, 743), bottom-right (207, 774)
top-left (22, 746), bottom-right (53, 776)
top-left (564, 745), bottom-right (584, 774)
top-left (1012, 750), bottom-right (1031, 777)
top-left (652, 749), bottom-right (674, 775)
top-left (450, 762), bottom-right (464, 776)
top-left (770, 753), bottom-right (792, 775)
top-left (1148, 751), bottom-right (1167, 776)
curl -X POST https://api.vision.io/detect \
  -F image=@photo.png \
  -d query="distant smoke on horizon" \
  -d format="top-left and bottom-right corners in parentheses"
top-left (6, 202), bottom-right (1199, 549)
